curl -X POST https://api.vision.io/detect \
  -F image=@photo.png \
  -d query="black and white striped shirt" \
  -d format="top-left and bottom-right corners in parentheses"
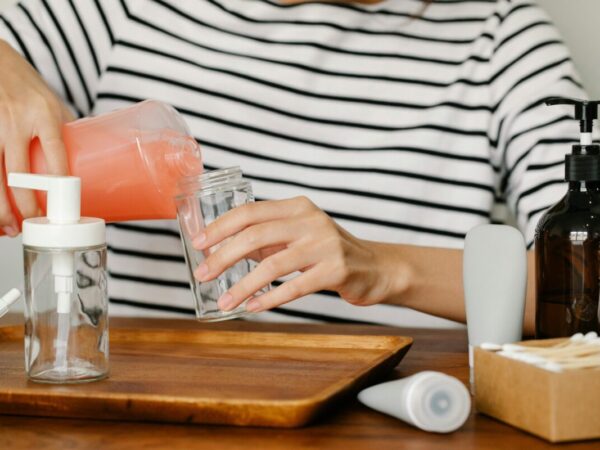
top-left (0, 0), bottom-right (589, 327)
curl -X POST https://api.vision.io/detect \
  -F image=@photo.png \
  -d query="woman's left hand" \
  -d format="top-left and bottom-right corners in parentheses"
top-left (192, 196), bottom-right (403, 313)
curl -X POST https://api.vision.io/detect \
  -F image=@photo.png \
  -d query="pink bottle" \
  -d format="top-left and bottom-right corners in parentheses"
top-left (4, 100), bottom-right (203, 232)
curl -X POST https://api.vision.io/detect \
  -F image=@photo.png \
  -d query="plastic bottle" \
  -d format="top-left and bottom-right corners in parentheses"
top-left (535, 97), bottom-right (600, 338)
top-left (3, 100), bottom-right (202, 234)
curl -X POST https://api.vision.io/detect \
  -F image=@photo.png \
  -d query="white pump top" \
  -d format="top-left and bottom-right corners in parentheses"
top-left (8, 173), bottom-right (105, 248)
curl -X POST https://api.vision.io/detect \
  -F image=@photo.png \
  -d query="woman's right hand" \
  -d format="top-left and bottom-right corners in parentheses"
top-left (0, 40), bottom-right (73, 236)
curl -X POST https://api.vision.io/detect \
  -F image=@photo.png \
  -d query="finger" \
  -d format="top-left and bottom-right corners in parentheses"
top-left (0, 151), bottom-right (19, 236)
top-left (247, 245), bottom-right (287, 263)
top-left (4, 132), bottom-right (40, 219)
top-left (194, 196), bottom-right (316, 250)
top-left (244, 266), bottom-right (328, 313)
top-left (37, 120), bottom-right (69, 176)
top-left (217, 246), bottom-right (314, 312)
top-left (194, 219), bottom-right (301, 282)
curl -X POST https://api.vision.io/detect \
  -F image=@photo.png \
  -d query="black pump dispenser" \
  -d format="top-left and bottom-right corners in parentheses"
top-left (545, 97), bottom-right (600, 182)
top-left (535, 97), bottom-right (600, 339)
top-left (546, 97), bottom-right (600, 133)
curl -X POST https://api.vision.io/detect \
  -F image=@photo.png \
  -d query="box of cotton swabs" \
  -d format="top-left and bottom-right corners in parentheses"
top-left (474, 333), bottom-right (600, 443)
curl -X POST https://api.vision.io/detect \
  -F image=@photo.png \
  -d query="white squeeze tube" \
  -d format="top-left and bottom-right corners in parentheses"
top-left (358, 371), bottom-right (471, 433)
top-left (463, 224), bottom-right (527, 393)
top-left (8, 174), bottom-right (81, 372)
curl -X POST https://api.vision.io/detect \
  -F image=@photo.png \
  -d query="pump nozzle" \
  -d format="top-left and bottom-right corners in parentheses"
top-left (545, 97), bottom-right (600, 137)
top-left (8, 174), bottom-right (80, 224)
top-left (544, 97), bottom-right (600, 182)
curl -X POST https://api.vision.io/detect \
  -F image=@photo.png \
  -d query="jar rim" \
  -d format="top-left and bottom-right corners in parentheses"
top-left (176, 166), bottom-right (243, 197)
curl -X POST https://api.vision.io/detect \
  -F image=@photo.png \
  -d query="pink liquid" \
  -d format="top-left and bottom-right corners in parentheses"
top-left (2, 124), bottom-right (202, 235)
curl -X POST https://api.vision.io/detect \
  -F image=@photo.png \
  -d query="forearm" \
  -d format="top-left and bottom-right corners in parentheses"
top-left (371, 241), bottom-right (536, 335)
top-left (198, 196), bottom-right (537, 334)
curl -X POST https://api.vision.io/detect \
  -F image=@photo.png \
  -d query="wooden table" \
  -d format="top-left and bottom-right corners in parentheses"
top-left (0, 316), bottom-right (597, 449)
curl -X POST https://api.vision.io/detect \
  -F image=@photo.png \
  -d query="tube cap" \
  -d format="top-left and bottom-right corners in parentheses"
top-left (407, 372), bottom-right (471, 433)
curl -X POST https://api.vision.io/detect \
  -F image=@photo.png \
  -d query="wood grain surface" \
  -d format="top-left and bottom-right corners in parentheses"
top-left (0, 320), bottom-right (410, 427)
top-left (1, 316), bottom-right (599, 449)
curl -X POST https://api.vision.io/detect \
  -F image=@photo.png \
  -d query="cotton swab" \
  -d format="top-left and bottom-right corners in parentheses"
top-left (0, 288), bottom-right (21, 318)
top-left (482, 333), bottom-right (600, 372)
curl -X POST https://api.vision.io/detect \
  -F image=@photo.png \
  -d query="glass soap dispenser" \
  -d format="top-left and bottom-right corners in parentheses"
top-left (8, 173), bottom-right (108, 383)
top-left (535, 98), bottom-right (600, 338)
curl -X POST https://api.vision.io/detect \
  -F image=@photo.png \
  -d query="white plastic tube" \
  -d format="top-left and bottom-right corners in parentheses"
top-left (53, 252), bottom-right (74, 371)
top-left (463, 224), bottom-right (527, 390)
top-left (53, 252), bottom-right (74, 314)
top-left (358, 371), bottom-right (471, 433)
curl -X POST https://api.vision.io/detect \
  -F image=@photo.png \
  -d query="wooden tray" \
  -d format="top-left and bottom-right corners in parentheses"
top-left (0, 325), bottom-right (411, 427)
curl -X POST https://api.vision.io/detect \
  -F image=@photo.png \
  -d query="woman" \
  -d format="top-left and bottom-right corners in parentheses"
top-left (0, 0), bottom-right (586, 331)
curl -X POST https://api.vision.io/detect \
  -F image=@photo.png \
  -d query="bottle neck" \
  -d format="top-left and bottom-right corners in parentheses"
top-left (568, 181), bottom-right (600, 192)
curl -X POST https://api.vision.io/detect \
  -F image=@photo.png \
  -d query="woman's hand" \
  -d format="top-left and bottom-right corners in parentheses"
top-left (192, 196), bottom-right (411, 313)
top-left (0, 40), bottom-right (73, 236)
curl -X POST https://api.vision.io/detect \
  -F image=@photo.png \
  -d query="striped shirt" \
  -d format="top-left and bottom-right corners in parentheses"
top-left (0, 0), bottom-right (590, 327)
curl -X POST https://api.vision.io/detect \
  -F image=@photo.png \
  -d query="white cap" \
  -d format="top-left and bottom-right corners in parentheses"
top-left (8, 173), bottom-right (104, 248)
top-left (406, 371), bottom-right (471, 433)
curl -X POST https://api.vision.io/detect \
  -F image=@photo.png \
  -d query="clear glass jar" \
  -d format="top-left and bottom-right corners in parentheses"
top-left (175, 167), bottom-right (270, 321)
top-left (24, 245), bottom-right (109, 383)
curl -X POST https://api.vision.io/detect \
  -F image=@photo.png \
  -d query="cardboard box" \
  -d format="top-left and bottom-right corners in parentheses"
top-left (474, 340), bottom-right (600, 443)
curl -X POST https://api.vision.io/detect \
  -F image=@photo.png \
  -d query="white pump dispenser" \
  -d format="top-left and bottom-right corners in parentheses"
top-left (10, 175), bottom-right (78, 314)
top-left (8, 173), bottom-right (105, 372)
top-left (11, 174), bottom-right (81, 223)
top-left (8, 174), bottom-right (105, 309)
top-left (8, 173), bottom-right (104, 248)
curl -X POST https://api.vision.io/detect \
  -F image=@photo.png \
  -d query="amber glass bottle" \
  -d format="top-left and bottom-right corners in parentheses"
top-left (535, 181), bottom-right (600, 338)
top-left (535, 98), bottom-right (600, 338)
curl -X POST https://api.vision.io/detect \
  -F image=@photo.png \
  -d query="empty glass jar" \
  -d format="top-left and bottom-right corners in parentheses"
top-left (24, 245), bottom-right (109, 383)
top-left (175, 167), bottom-right (270, 321)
